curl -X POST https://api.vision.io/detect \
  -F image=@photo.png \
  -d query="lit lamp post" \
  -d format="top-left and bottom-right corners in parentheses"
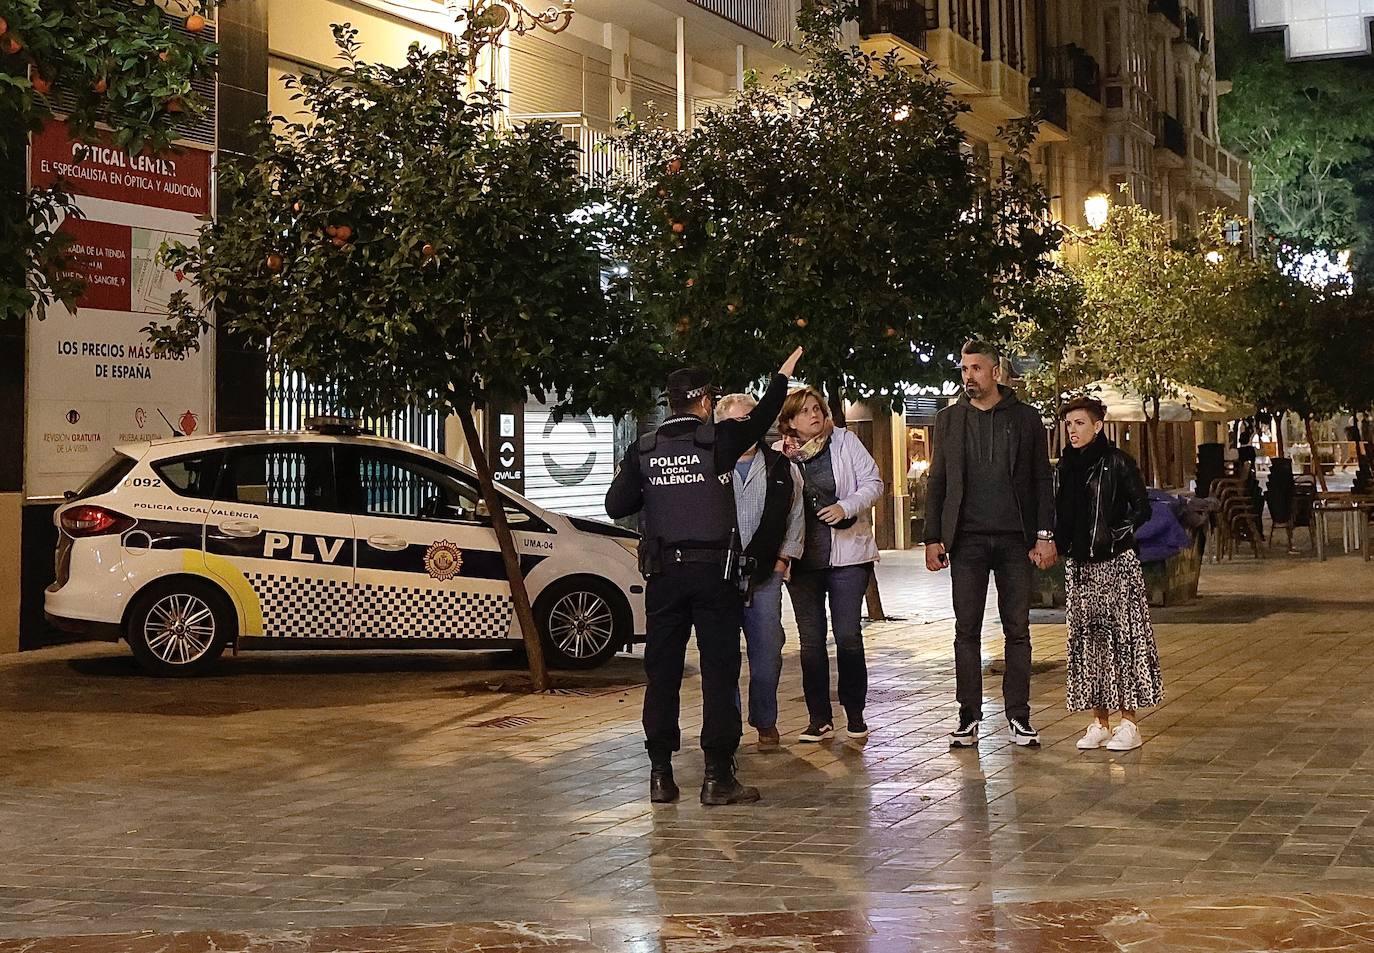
top-left (1083, 192), bottom-right (1110, 230)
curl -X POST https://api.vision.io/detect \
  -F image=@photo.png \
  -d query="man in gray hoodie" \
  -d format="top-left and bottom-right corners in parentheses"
top-left (924, 340), bottom-right (1057, 749)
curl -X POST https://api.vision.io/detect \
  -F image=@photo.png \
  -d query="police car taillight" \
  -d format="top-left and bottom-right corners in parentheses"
top-left (60, 505), bottom-right (135, 538)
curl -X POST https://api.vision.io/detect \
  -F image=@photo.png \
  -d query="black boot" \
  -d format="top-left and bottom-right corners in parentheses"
top-left (649, 760), bottom-right (679, 803)
top-left (700, 756), bottom-right (761, 806)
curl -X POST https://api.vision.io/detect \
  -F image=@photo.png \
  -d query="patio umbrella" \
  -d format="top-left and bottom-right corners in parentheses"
top-left (1080, 380), bottom-right (1194, 423)
top-left (1081, 380), bottom-right (1252, 423)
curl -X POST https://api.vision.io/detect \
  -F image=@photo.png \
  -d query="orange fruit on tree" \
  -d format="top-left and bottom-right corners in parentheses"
top-left (884, 327), bottom-right (898, 338)
top-left (334, 224), bottom-right (352, 241)
top-left (671, 222), bottom-right (685, 234)
top-left (158, 50), bottom-right (170, 62)
top-left (165, 97), bottom-right (185, 112)
top-left (422, 243), bottom-right (436, 258)
top-left (92, 77), bottom-right (108, 94)
top-left (685, 278), bottom-right (695, 288)
top-left (795, 318), bottom-right (808, 328)
top-left (0, 17), bottom-right (8, 35)
top-left (331, 235), bottom-right (348, 248)
top-left (3, 36), bottom-right (20, 55)
top-left (667, 159), bottom-right (682, 174)
top-left (265, 253), bottom-right (283, 272)
top-left (185, 13), bottom-right (206, 32)
top-left (292, 201), bottom-right (302, 213)
top-left (326, 225), bottom-right (338, 237)
top-left (31, 74), bottom-right (51, 95)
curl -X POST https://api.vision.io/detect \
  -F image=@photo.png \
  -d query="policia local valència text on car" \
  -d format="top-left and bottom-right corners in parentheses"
top-left (605, 346), bottom-right (804, 806)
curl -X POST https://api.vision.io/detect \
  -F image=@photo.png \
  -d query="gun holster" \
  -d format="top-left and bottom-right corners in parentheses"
top-left (638, 537), bottom-right (663, 577)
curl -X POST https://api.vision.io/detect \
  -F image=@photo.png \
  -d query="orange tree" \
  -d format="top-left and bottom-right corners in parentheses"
top-left (148, 26), bottom-right (663, 690)
top-left (608, 0), bottom-right (1061, 415)
top-left (1, 0), bottom-right (220, 320)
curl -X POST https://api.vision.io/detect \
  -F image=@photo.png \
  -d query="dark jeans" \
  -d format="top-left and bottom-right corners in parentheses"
top-left (787, 563), bottom-right (872, 726)
top-left (642, 562), bottom-right (745, 763)
top-left (950, 532), bottom-right (1032, 724)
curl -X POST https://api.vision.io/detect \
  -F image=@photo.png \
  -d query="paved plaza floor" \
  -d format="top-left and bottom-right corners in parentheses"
top-left (4, 547), bottom-right (1374, 950)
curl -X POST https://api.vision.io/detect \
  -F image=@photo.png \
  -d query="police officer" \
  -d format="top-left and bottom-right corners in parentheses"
top-left (606, 346), bottom-right (804, 805)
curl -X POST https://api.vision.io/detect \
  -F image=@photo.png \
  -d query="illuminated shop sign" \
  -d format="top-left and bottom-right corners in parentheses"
top-left (1251, 0), bottom-right (1374, 60)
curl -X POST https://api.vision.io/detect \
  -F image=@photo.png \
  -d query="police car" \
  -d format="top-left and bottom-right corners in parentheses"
top-left (45, 421), bottom-right (646, 675)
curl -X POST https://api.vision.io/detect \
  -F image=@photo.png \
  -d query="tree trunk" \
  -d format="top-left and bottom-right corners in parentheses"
top-left (1145, 399), bottom-right (1162, 488)
top-left (458, 403), bottom-right (551, 691)
top-left (827, 379), bottom-right (885, 621)
top-left (827, 379), bottom-right (847, 428)
top-left (1304, 415), bottom-right (1327, 492)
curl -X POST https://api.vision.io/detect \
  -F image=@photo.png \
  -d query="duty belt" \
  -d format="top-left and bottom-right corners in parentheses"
top-left (667, 547), bottom-right (730, 565)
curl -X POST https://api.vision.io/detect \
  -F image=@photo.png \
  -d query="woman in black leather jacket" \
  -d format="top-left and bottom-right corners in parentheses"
top-left (1055, 397), bottom-right (1163, 752)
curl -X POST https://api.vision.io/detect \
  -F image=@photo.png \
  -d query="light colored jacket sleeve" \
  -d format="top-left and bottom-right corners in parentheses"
top-left (780, 463), bottom-right (805, 561)
top-left (837, 431), bottom-right (884, 519)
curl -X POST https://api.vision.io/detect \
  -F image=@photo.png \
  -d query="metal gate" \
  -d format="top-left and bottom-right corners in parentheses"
top-left (266, 369), bottom-right (445, 453)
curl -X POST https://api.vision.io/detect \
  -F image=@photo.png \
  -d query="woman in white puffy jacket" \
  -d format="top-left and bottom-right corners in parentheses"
top-left (776, 386), bottom-right (883, 744)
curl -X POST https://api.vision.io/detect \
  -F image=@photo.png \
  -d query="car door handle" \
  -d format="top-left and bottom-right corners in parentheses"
top-left (367, 534), bottom-right (409, 552)
top-left (218, 519), bottom-right (261, 538)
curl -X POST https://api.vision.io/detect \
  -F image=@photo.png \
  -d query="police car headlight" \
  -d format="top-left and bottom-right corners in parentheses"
top-left (613, 537), bottom-right (639, 558)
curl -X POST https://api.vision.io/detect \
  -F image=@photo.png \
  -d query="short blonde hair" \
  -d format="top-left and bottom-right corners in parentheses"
top-left (778, 386), bottom-right (830, 436)
top-left (714, 392), bottom-right (757, 421)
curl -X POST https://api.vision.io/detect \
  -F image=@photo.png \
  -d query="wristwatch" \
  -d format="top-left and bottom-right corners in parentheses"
top-left (1036, 530), bottom-right (1054, 541)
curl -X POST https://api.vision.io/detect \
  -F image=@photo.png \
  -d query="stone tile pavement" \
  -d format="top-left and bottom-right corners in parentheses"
top-left (3, 548), bottom-right (1374, 948)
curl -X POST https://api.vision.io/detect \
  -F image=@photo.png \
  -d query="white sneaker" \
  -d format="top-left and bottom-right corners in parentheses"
top-left (1077, 722), bottom-right (1112, 750)
top-left (1105, 720), bottom-right (1143, 751)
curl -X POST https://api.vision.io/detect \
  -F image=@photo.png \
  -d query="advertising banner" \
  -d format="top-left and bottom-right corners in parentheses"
top-left (25, 120), bottom-right (214, 500)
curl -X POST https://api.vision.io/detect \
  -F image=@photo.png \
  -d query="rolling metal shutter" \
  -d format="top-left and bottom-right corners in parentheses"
top-left (522, 405), bottom-right (617, 521)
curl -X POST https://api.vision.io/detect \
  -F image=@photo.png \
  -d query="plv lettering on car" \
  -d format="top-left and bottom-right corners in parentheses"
top-left (262, 532), bottom-right (348, 564)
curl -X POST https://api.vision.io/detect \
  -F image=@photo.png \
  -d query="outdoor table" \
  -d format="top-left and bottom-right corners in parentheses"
top-left (1311, 497), bottom-right (1374, 562)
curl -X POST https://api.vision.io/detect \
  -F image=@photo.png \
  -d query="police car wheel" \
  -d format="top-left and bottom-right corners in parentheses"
top-left (535, 579), bottom-right (626, 669)
top-left (126, 581), bottom-right (233, 676)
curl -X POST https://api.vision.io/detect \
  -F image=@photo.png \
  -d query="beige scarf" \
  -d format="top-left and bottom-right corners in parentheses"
top-left (781, 420), bottom-right (834, 463)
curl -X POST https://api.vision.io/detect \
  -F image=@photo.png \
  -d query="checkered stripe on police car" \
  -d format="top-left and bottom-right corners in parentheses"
top-left (247, 574), bottom-right (352, 638)
top-left (352, 583), bottom-right (513, 640)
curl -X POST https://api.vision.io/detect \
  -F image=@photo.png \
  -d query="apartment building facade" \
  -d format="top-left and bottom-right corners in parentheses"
top-left (857, 0), bottom-right (1248, 231)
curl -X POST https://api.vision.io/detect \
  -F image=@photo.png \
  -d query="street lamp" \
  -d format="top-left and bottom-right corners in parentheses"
top-left (1083, 192), bottom-right (1110, 230)
top-left (447, 0), bottom-right (575, 42)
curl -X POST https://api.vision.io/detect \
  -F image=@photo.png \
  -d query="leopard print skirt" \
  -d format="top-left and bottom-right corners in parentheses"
top-left (1064, 550), bottom-right (1164, 712)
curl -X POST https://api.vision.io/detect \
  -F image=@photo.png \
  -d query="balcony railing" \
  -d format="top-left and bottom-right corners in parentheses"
top-left (1192, 133), bottom-right (1245, 187)
top-left (1030, 82), bottom-right (1068, 131)
top-left (859, 0), bottom-right (937, 51)
top-left (1040, 43), bottom-right (1100, 101)
top-left (1149, 0), bottom-right (1183, 28)
top-left (688, 0), bottom-right (793, 44)
top-left (508, 113), bottom-right (643, 184)
top-left (1155, 110), bottom-right (1188, 158)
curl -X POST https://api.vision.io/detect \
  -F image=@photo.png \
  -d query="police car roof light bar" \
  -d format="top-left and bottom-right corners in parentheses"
top-left (304, 415), bottom-right (374, 436)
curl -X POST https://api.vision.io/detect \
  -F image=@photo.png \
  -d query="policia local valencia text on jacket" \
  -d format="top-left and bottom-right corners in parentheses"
top-left (605, 369), bottom-right (791, 805)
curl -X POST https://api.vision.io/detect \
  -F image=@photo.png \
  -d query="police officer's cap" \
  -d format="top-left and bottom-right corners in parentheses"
top-left (666, 367), bottom-right (714, 402)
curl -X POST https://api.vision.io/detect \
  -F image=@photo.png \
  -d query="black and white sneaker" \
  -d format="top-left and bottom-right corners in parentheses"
top-left (949, 716), bottom-right (980, 748)
top-left (798, 721), bottom-right (834, 743)
top-left (1008, 717), bottom-right (1041, 747)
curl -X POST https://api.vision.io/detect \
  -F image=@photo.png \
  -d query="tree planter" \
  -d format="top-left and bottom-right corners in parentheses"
top-left (1031, 525), bottom-right (1207, 609)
